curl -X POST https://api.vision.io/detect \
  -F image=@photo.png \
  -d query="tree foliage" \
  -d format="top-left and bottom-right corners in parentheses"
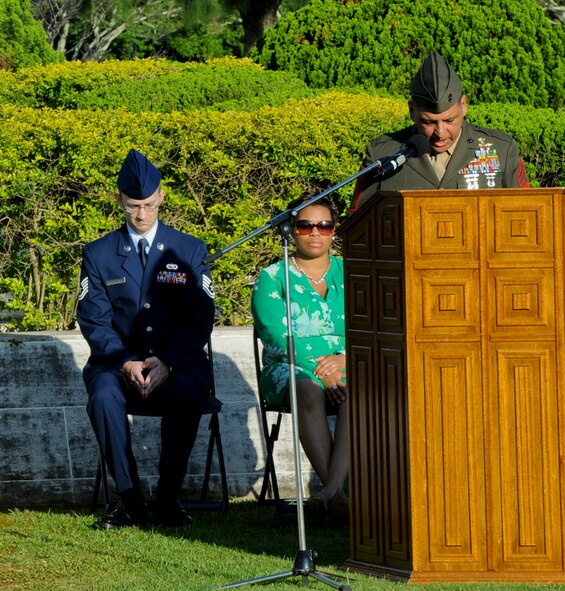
top-left (31, 0), bottom-right (182, 61)
top-left (0, 0), bottom-right (63, 70)
top-left (29, 0), bottom-right (312, 62)
top-left (253, 0), bottom-right (565, 110)
top-left (179, 0), bottom-right (282, 56)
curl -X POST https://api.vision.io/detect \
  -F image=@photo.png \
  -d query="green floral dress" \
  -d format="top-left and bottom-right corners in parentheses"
top-left (251, 255), bottom-right (346, 406)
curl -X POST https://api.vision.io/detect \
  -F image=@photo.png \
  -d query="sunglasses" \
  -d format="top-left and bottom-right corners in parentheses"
top-left (294, 219), bottom-right (335, 236)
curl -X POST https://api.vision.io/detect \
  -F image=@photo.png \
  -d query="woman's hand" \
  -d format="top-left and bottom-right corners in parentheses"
top-left (314, 354), bottom-right (346, 404)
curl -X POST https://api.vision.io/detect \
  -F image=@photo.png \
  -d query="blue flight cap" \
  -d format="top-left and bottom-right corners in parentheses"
top-left (117, 149), bottom-right (161, 199)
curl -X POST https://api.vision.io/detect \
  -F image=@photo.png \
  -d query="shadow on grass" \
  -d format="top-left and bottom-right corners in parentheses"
top-left (136, 500), bottom-right (349, 567)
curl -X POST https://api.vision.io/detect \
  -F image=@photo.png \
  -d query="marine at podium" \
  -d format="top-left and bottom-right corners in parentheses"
top-left (349, 51), bottom-right (530, 214)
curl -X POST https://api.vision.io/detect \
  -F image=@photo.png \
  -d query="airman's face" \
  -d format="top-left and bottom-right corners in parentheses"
top-left (409, 96), bottom-right (467, 154)
top-left (117, 188), bottom-right (164, 236)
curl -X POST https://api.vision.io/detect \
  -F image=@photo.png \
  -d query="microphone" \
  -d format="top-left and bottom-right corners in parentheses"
top-left (373, 134), bottom-right (430, 179)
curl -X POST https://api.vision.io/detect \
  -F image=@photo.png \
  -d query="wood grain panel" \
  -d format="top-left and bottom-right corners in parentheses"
top-left (412, 269), bottom-right (480, 339)
top-left (487, 196), bottom-right (553, 263)
top-left (346, 264), bottom-right (375, 332)
top-left (411, 343), bottom-right (486, 572)
top-left (411, 198), bottom-right (478, 265)
top-left (377, 272), bottom-right (404, 334)
top-left (379, 345), bottom-right (411, 569)
top-left (488, 269), bottom-right (555, 338)
top-left (489, 344), bottom-right (562, 571)
top-left (348, 338), bottom-right (382, 565)
top-left (376, 197), bottom-right (404, 261)
top-left (343, 207), bottom-right (376, 260)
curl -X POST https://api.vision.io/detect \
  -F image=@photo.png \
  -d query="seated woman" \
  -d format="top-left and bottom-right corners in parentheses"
top-left (251, 193), bottom-right (347, 515)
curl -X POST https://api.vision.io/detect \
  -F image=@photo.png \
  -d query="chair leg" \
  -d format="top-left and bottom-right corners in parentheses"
top-left (183, 411), bottom-right (230, 513)
top-left (259, 411), bottom-right (283, 510)
top-left (214, 414), bottom-right (230, 512)
top-left (91, 450), bottom-right (110, 513)
top-left (200, 414), bottom-right (216, 502)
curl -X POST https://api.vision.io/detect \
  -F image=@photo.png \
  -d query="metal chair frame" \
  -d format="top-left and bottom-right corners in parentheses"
top-left (253, 327), bottom-right (297, 515)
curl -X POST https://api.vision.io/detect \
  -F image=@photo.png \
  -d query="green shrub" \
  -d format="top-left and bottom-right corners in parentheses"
top-left (253, 0), bottom-right (565, 110)
top-left (0, 56), bottom-right (563, 330)
top-left (0, 58), bottom-right (193, 108)
top-left (0, 0), bottom-right (63, 70)
top-left (76, 62), bottom-right (314, 112)
top-left (0, 92), bottom-right (563, 331)
top-left (0, 57), bottom-right (313, 112)
top-left (0, 93), bottom-right (405, 329)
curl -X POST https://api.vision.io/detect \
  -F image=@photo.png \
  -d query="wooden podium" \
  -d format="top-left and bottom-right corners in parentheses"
top-left (339, 188), bottom-right (565, 582)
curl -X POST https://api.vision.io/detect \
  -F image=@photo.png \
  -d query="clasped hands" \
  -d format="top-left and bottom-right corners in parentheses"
top-left (122, 357), bottom-right (171, 398)
top-left (313, 354), bottom-right (346, 404)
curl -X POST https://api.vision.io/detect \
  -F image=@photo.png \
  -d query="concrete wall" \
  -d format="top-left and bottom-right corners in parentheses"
top-left (0, 327), bottom-right (320, 508)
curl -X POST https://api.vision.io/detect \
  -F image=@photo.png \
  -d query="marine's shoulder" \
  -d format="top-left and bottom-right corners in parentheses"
top-left (463, 121), bottom-right (516, 145)
top-left (366, 125), bottom-right (418, 155)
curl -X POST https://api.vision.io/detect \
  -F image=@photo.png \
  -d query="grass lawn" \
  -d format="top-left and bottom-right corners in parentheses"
top-left (0, 500), bottom-right (557, 591)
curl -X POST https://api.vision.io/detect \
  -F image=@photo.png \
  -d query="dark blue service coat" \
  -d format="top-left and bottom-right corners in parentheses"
top-left (78, 221), bottom-right (215, 376)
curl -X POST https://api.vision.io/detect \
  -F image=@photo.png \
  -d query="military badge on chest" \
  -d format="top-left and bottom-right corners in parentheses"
top-left (458, 137), bottom-right (501, 189)
top-left (157, 262), bottom-right (187, 285)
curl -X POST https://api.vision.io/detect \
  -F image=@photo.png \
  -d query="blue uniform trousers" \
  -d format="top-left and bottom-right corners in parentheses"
top-left (84, 364), bottom-right (208, 500)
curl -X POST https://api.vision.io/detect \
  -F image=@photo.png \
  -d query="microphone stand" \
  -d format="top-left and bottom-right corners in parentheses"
top-left (206, 155), bottom-right (397, 590)
top-left (220, 218), bottom-right (351, 591)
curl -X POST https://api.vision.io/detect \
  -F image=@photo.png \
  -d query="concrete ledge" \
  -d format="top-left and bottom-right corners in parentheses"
top-left (0, 327), bottom-right (319, 508)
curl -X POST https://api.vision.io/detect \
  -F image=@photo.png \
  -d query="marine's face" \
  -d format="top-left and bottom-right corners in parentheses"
top-left (118, 187), bottom-right (163, 236)
top-left (409, 96), bottom-right (467, 154)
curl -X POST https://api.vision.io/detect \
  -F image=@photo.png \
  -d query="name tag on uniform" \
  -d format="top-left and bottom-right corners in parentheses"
top-left (157, 271), bottom-right (187, 285)
top-left (105, 277), bottom-right (126, 287)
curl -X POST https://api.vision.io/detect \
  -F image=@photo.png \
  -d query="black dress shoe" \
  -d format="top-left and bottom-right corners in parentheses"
top-left (95, 501), bottom-right (148, 530)
top-left (155, 500), bottom-right (193, 527)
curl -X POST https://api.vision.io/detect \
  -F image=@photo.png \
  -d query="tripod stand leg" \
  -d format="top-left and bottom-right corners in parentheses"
top-left (220, 570), bottom-right (294, 589)
top-left (307, 571), bottom-right (352, 591)
top-left (292, 550), bottom-right (352, 590)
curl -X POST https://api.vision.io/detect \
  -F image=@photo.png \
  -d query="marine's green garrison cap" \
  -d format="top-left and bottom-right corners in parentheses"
top-left (117, 149), bottom-right (161, 199)
top-left (410, 51), bottom-right (463, 113)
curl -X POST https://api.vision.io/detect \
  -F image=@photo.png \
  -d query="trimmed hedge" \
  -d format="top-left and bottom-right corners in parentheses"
top-left (0, 59), bottom-right (563, 330)
top-left (1, 90), bottom-right (563, 330)
top-left (0, 57), bottom-right (314, 111)
top-left (0, 58), bottom-right (188, 108)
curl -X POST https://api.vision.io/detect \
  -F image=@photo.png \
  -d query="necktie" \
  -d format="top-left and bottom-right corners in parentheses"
top-left (430, 151), bottom-right (451, 180)
top-left (138, 238), bottom-right (149, 268)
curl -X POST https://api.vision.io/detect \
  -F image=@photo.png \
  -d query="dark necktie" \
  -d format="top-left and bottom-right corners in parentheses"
top-left (138, 238), bottom-right (149, 268)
